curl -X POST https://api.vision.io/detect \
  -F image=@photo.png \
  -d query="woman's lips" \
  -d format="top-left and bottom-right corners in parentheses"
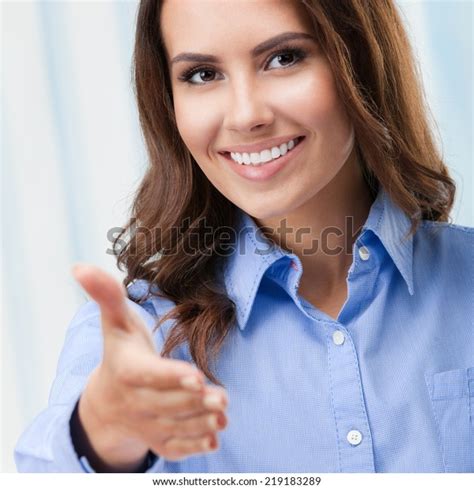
top-left (220, 136), bottom-right (306, 182)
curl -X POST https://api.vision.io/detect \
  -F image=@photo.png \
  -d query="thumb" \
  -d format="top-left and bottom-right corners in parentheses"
top-left (71, 263), bottom-right (135, 334)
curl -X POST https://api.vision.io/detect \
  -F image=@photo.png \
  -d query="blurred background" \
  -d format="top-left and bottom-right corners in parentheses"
top-left (1, 0), bottom-right (472, 472)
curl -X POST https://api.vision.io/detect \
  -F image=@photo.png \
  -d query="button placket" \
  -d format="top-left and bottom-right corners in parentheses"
top-left (326, 323), bottom-right (375, 471)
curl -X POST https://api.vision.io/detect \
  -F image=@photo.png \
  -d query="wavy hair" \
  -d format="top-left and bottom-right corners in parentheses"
top-left (113, 0), bottom-right (456, 385)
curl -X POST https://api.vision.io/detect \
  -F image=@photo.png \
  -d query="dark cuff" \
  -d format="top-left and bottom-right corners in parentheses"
top-left (69, 396), bottom-right (157, 473)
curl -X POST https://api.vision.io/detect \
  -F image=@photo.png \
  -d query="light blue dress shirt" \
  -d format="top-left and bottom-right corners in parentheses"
top-left (14, 186), bottom-right (474, 472)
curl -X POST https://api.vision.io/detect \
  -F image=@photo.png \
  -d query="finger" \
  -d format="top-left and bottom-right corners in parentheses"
top-left (167, 384), bottom-right (229, 415)
top-left (139, 366), bottom-right (229, 408)
top-left (162, 411), bottom-right (228, 437)
top-left (125, 357), bottom-right (206, 391)
top-left (71, 263), bottom-right (134, 334)
top-left (157, 434), bottom-right (218, 461)
top-left (153, 411), bottom-right (226, 439)
top-left (134, 387), bottom-right (213, 417)
top-left (201, 385), bottom-right (229, 411)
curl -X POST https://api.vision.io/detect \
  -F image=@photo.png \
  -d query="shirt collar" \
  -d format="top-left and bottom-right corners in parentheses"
top-left (361, 186), bottom-right (415, 297)
top-left (224, 185), bottom-right (414, 331)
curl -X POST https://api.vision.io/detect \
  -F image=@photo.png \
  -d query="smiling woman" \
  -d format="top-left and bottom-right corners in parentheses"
top-left (164, 1), bottom-right (361, 219)
top-left (14, 0), bottom-right (473, 475)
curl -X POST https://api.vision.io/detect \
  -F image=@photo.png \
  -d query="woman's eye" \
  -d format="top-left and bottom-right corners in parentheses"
top-left (187, 69), bottom-right (218, 85)
top-left (266, 51), bottom-right (300, 70)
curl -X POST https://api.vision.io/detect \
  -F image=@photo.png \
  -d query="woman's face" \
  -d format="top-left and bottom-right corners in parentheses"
top-left (161, 0), bottom-right (356, 220)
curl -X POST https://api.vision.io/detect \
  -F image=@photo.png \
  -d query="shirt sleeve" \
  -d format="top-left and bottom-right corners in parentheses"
top-left (13, 293), bottom-right (167, 473)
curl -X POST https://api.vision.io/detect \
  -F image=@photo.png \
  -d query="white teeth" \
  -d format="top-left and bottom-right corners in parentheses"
top-left (230, 137), bottom-right (300, 165)
top-left (260, 149), bottom-right (273, 163)
top-left (250, 152), bottom-right (260, 164)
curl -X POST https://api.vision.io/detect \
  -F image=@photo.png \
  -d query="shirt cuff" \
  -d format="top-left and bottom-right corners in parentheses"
top-left (70, 396), bottom-right (166, 473)
top-left (13, 394), bottom-right (87, 472)
top-left (79, 450), bottom-right (165, 473)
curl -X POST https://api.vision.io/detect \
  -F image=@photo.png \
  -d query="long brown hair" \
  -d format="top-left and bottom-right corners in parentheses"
top-left (114, 0), bottom-right (456, 385)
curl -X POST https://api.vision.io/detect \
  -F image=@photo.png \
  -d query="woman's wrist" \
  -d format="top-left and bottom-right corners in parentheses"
top-left (71, 393), bottom-right (150, 472)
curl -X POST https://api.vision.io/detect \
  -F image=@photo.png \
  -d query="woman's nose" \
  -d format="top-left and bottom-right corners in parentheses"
top-left (223, 78), bottom-right (275, 133)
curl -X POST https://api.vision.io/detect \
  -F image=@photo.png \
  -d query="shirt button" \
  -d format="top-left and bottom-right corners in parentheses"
top-left (358, 246), bottom-right (370, 261)
top-left (347, 430), bottom-right (363, 446)
top-left (332, 330), bottom-right (345, 345)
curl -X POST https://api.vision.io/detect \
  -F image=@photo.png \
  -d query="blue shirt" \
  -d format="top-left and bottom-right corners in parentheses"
top-left (14, 186), bottom-right (474, 472)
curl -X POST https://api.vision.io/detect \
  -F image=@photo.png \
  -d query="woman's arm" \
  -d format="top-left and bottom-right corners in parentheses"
top-left (13, 297), bottom-right (163, 473)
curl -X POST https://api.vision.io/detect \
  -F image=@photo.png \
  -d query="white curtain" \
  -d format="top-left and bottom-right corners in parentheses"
top-left (1, 0), bottom-right (472, 472)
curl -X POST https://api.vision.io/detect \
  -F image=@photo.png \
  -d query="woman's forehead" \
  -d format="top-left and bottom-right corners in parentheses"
top-left (160, 0), bottom-right (314, 58)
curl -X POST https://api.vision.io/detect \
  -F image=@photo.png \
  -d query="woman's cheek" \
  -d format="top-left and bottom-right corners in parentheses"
top-left (175, 97), bottom-right (222, 160)
top-left (292, 68), bottom-right (342, 129)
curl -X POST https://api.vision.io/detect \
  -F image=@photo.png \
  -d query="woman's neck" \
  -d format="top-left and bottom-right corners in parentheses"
top-left (255, 149), bottom-right (375, 293)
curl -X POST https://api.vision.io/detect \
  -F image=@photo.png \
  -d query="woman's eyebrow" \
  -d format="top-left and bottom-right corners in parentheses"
top-left (170, 31), bottom-right (315, 66)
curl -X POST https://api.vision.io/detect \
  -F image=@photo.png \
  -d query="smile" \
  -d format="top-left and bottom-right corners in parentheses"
top-left (220, 135), bottom-right (307, 183)
top-left (227, 136), bottom-right (305, 166)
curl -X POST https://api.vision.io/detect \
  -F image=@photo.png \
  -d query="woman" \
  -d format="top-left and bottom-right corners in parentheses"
top-left (15, 0), bottom-right (473, 473)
